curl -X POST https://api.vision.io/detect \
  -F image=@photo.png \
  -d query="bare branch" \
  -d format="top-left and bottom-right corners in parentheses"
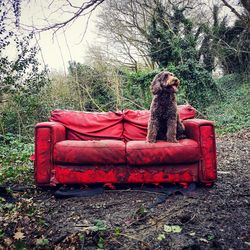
top-left (36, 0), bottom-right (105, 33)
top-left (221, 0), bottom-right (244, 20)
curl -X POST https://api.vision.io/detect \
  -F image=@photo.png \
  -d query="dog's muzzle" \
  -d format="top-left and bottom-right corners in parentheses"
top-left (166, 77), bottom-right (180, 92)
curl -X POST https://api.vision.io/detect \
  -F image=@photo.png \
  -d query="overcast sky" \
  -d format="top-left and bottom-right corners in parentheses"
top-left (17, 0), bottom-right (238, 73)
top-left (20, 0), bottom-right (99, 73)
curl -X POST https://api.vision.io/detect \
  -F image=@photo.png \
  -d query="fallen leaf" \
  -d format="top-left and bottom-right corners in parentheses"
top-left (199, 238), bottom-right (209, 243)
top-left (157, 234), bottom-right (166, 241)
top-left (245, 242), bottom-right (250, 247)
top-left (164, 225), bottom-right (182, 233)
top-left (14, 231), bottom-right (25, 240)
top-left (36, 238), bottom-right (49, 246)
top-left (164, 225), bottom-right (172, 233)
top-left (4, 238), bottom-right (13, 246)
top-left (171, 225), bottom-right (182, 233)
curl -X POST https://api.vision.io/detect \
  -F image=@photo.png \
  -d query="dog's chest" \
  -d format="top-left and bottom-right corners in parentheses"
top-left (153, 94), bottom-right (177, 119)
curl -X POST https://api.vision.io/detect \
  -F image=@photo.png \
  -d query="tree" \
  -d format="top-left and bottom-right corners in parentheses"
top-left (221, 0), bottom-right (250, 30)
top-left (146, 2), bottom-right (218, 109)
top-left (97, 0), bottom-right (156, 69)
top-left (68, 61), bottom-right (116, 112)
top-left (147, 2), bottom-right (198, 67)
top-left (0, 0), bottom-right (49, 136)
top-left (0, 1), bottom-right (48, 101)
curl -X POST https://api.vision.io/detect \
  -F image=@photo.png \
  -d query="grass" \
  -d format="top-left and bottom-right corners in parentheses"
top-left (205, 74), bottom-right (250, 134)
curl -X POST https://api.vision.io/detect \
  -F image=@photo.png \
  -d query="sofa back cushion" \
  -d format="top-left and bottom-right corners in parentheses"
top-left (123, 105), bottom-right (196, 141)
top-left (50, 110), bottom-right (124, 140)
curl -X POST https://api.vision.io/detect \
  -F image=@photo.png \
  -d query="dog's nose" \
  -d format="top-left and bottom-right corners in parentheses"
top-left (173, 78), bottom-right (180, 85)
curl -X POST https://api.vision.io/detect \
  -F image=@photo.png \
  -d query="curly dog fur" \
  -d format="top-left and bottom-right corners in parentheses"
top-left (147, 71), bottom-right (185, 143)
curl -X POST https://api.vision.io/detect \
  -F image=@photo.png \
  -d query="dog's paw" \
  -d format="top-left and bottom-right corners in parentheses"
top-left (147, 138), bottom-right (156, 143)
top-left (167, 138), bottom-right (178, 143)
top-left (177, 134), bottom-right (186, 140)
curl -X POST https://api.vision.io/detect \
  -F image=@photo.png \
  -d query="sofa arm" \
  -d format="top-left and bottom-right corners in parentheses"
top-left (35, 122), bottom-right (66, 185)
top-left (183, 119), bottom-right (217, 184)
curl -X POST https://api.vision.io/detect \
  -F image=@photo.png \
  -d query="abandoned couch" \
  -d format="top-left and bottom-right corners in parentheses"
top-left (34, 105), bottom-right (217, 187)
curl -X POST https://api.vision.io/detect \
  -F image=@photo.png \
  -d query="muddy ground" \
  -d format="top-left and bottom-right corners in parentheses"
top-left (0, 128), bottom-right (249, 250)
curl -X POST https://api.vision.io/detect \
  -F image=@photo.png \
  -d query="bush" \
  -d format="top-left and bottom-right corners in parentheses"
top-left (0, 133), bottom-right (34, 185)
top-left (205, 74), bottom-right (250, 134)
top-left (121, 69), bottom-right (160, 109)
top-left (167, 61), bottom-right (218, 111)
top-left (121, 63), bottom-right (217, 111)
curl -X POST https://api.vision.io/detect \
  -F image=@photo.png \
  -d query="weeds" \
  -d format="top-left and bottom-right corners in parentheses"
top-left (206, 80), bottom-right (250, 134)
top-left (0, 133), bottom-right (34, 185)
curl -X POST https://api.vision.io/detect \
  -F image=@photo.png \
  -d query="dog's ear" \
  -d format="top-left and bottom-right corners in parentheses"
top-left (150, 72), bottom-right (169, 95)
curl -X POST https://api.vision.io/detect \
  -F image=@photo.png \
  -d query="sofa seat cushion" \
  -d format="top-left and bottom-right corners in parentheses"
top-left (126, 139), bottom-right (200, 165)
top-left (54, 140), bottom-right (126, 165)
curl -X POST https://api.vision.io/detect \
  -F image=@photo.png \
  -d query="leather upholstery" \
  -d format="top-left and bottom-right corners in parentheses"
top-left (54, 140), bottom-right (126, 165)
top-left (34, 106), bottom-right (217, 186)
top-left (50, 109), bottom-right (123, 140)
top-left (123, 105), bottom-right (196, 141)
top-left (126, 139), bottom-right (200, 165)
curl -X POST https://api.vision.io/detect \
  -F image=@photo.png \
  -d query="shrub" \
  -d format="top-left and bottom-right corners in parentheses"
top-left (0, 133), bottom-right (34, 185)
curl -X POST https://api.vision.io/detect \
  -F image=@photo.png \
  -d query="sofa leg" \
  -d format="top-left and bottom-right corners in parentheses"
top-left (204, 182), bottom-right (214, 187)
top-left (180, 182), bottom-right (188, 188)
top-left (104, 183), bottom-right (116, 190)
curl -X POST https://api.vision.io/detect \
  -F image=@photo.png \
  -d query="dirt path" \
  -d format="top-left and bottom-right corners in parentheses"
top-left (0, 128), bottom-right (249, 249)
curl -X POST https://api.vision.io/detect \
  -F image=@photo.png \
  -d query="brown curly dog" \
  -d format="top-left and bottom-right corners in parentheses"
top-left (147, 71), bottom-right (186, 143)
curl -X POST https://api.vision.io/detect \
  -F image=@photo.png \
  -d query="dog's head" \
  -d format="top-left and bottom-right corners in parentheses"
top-left (151, 71), bottom-right (180, 95)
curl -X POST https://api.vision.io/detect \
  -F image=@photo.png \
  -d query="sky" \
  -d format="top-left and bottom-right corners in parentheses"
top-left (20, 0), bottom-right (100, 73)
top-left (16, 0), bottom-right (238, 73)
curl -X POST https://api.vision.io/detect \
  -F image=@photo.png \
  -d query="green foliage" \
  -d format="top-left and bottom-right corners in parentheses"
top-left (164, 225), bottom-right (182, 233)
top-left (0, 1), bottom-right (50, 138)
top-left (199, 5), bottom-right (250, 75)
top-left (205, 74), bottom-right (250, 134)
top-left (36, 238), bottom-right (49, 246)
top-left (219, 20), bottom-right (250, 74)
top-left (148, 4), bottom-right (198, 67)
top-left (158, 225), bottom-right (182, 241)
top-left (122, 63), bottom-right (217, 111)
top-left (93, 220), bottom-right (108, 232)
top-left (0, 2), bottom-right (48, 100)
top-left (0, 133), bottom-right (34, 185)
top-left (167, 62), bottom-right (218, 110)
top-left (121, 69), bottom-right (161, 109)
top-left (68, 61), bottom-right (116, 112)
top-left (146, 3), bottom-right (218, 110)
top-left (198, 5), bottom-right (228, 73)
top-left (97, 236), bottom-right (104, 249)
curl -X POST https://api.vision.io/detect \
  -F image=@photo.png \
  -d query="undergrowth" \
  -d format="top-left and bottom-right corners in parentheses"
top-left (0, 133), bottom-right (34, 185)
top-left (205, 74), bottom-right (250, 134)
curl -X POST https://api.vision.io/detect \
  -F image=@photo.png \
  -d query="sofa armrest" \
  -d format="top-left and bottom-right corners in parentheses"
top-left (35, 122), bottom-right (66, 185)
top-left (183, 119), bottom-right (217, 184)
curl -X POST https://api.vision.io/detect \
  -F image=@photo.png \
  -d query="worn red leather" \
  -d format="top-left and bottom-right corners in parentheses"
top-left (126, 139), bottom-right (200, 165)
top-left (35, 122), bottom-right (66, 184)
top-left (34, 106), bottom-right (217, 186)
top-left (54, 164), bottom-right (198, 184)
top-left (54, 140), bottom-right (126, 165)
top-left (123, 104), bottom-right (196, 141)
top-left (50, 110), bottom-right (123, 140)
top-left (183, 119), bottom-right (217, 183)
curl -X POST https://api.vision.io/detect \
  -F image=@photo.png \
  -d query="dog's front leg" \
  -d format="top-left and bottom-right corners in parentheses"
top-left (176, 115), bottom-right (186, 139)
top-left (147, 119), bottom-right (159, 143)
top-left (166, 119), bottom-right (178, 143)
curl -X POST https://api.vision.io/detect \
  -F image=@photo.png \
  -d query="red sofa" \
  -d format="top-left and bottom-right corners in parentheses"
top-left (34, 105), bottom-right (217, 186)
